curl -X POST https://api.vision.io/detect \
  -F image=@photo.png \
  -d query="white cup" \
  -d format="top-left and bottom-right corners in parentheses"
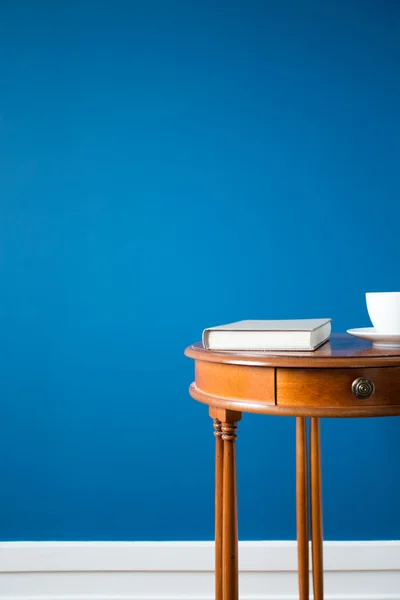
top-left (366, 292), bottom-right (400, 334)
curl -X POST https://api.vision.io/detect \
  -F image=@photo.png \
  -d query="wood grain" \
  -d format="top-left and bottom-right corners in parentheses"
top-left (222, 421), bottom-right (239, 600)
top-left (213, 418), bottom-right (223, 600)
top-left (277, 367), bottom-right (400, 407)
top-left (209, 406), bottom-right (243, 424)
top-left (296, 418), bottom-right (309, 600)
top-left (191, 383), bottom-right (400, 418)
top-left (185, 334), bottom-right (400, 368)
top-left (310, 418), bottom-right (323, 600)
top-left (196, 360), bottom-right (275, 404)
top-left (185, 333), bottom-right (400, 600)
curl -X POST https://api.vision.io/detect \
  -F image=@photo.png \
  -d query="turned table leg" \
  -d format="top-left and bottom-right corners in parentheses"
top-left (296, 417), bottom-right (324, 600)
top-left (310, 417), bottom-right (324, 600)
top-left (210, 408), bottom-right (241, 600)
top-left (222, 420), bottom-right (239, 600)
top-left (296, 417), bottom-right (309, 600)
top-left (213, 419), bottom-right (224, 600)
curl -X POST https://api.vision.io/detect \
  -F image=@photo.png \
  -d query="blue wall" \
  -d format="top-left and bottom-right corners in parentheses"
top-left (1, 0), bottom-right (400, 541)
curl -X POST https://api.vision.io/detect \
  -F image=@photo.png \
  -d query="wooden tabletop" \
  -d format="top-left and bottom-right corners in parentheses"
top-left (185, 333), bottom-right (400, 368)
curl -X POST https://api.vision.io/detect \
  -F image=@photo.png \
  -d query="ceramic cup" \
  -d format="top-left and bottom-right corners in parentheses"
top-left (366, 292), bottom-right (400, 334)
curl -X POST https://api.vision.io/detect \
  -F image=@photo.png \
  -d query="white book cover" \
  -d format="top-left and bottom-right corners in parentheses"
top-left (202, 319), bottom-right (332, 351)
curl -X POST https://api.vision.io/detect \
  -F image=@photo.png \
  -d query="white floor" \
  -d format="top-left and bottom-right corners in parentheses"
top-left (0, 541), bottom-right (399, 600)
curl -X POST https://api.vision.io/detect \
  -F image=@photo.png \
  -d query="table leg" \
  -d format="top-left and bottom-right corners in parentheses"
top-left (296, 417), bottom-right (309, 600)
top-left (213, 418), bottom-right (223, 600)
top-left (222, 419), bottom-right (239, 600)
top-left (310, 417), bottom-right (324, 600)
top-left (210, 408), bottom-right (241, 600)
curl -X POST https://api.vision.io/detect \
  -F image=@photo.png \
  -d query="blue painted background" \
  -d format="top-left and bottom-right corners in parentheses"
top-left (1, 0), bottom-right (400, 541)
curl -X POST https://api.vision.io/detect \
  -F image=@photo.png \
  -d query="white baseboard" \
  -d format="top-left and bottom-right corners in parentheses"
top-left (0, 541), bottom-right (399, 600)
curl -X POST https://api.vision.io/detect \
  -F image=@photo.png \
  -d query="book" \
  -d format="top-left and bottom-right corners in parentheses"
top-left (202, 319), bottom-right (332, 351)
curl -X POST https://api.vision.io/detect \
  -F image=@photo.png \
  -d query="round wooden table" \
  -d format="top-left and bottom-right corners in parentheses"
top-left (184, 333), bottom-right (400, 600)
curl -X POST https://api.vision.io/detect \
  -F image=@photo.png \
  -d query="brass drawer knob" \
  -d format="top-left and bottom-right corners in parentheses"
top-left (352, 377), bottom-right (375, 399)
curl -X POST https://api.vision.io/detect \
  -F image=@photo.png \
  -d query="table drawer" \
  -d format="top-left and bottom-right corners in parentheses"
top-left (195, 360), bottom-right (275, 405)
top-left (277, 367), bottom-right (400, 407)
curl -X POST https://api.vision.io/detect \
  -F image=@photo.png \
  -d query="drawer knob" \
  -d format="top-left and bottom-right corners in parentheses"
top-left (352, 377), bottom-right (375, 399)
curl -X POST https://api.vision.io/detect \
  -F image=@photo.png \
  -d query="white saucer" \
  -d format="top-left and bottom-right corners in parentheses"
top-left (347, 327), bottom-right (400, 348)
